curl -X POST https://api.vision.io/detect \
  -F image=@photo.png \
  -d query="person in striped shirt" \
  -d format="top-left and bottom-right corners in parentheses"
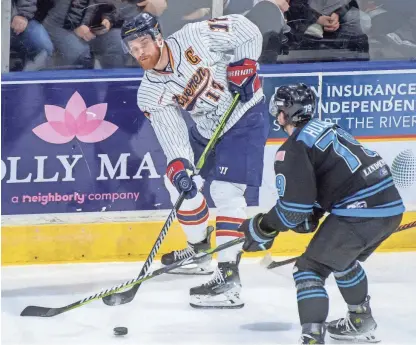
top-left (121, 11), bottom-right (269, 308)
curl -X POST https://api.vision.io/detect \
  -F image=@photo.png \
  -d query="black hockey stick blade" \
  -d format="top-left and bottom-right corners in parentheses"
top-left (102, 281), bottom-right (136, 306)
top-left (101, 94), bottom-right (241, 307)
top-left (20, 306), bottom-right (66, 317)
top-left (101, 193), bottom-right (186, 307)
top-left (20, 237), bottom-right (244, 317)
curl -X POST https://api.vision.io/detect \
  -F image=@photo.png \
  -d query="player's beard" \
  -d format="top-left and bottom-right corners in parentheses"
top-left (138, 50), bottom-right (161, 70)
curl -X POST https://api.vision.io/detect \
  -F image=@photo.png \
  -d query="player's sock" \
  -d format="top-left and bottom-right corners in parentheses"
top-left (210, 181), bottom-right (247, 263)
top-left (177, 194), bottom-right (210, 244)
top-left (293, 269), bottom-right (329, 325)
top-left (189, 252), bottom-right (244, 309)
top-left (328, 263), bottom-right (378, 342)
top-left (215, 215), bottom-right (245, 262)
top-left (327, 296), bottom-right (378, 343)
top-left (161, 190), bottom-right (213, 275)
top-left (164, 176), bottom-right (209, 244)
top-left (334, 261), bottom-right (368, 305)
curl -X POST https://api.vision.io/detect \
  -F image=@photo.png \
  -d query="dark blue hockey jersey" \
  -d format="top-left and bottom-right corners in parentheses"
top-left (262, 119), bottom-right (405, 231)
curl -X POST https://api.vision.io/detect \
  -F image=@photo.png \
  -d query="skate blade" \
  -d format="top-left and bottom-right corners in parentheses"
top-left (166, 267), bottom-right (213, 276)
top-left (164, 262), bottom-right (213, 276)
top-left (189, 289), bottom-right (244, 309)
top-left (189, 302), bottom-right (244, 309)
top-left (329, 332), bottom-right (380, 343)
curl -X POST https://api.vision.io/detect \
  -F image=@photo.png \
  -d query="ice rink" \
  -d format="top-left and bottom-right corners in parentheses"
top-left (2, 252), bottom-right (416, 345)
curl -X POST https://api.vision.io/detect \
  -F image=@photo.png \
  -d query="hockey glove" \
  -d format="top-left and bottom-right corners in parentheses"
top-left (226, 58), bottom-right (261, 103)
top-left (239, 214), bottom-right (277, 252)
top-left (166, 158), bottom-right (198, 200)
top-left (291, 207), bottom-right (325, 234)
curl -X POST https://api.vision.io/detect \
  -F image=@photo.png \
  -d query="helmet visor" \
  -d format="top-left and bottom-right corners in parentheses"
top-left (121, 32), bottom-right (154, 54)
top-left (268, 95), bottom-right (285, 117)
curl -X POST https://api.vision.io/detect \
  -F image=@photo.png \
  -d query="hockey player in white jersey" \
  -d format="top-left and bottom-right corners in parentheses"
top-left (121, 12), bottom-right (269, 308)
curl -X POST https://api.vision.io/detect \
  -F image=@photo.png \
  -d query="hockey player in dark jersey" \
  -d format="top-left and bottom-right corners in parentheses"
top-left (237, 83), bottom-right (405, 344)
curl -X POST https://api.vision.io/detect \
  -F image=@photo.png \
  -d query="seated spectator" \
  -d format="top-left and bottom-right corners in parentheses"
top-left (306, 0), bottom-right (371, 38)
top-left (243, 0), bottom-right (291, 63)
top-left (41, 0), bottom-right (126, 69)
top-left (158, 0), bottom-right (212, 37)
top-left (288, 0), bottom-right (371, 38)
top-left (115, 0), bottom-right (167, 22)
top-left (10, 0), bottom-right (54, 71)
top-left (285, 0), bottom-right (370, 58)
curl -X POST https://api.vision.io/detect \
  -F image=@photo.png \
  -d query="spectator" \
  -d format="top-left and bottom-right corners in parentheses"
top-left (10, 0), bottom-right (54, 71)
top-left (289, 0), bottom-right (371, 39)
top-left (244, 0), bottom-right (291, 63)
top-left (41, 0), bottom-right (125, 69)
top-left (115, 0), bottom-right (167, 22)
top-left (158, 0), bottom-right (212, 37)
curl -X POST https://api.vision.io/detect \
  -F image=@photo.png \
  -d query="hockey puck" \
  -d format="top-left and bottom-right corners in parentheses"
top-left (113, 327), bottom-right (128, 336)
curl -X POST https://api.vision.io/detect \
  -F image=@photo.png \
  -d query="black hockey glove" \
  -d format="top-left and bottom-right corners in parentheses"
top-left (238, 214), bottom-right (278, 252)
top-left (291, 207), bottom-right (325, 234)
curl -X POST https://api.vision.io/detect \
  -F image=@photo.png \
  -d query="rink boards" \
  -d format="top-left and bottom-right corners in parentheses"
top-left (2, 61), bottom-right (416, 265)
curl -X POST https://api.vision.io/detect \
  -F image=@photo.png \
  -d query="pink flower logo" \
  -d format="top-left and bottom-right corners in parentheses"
top-left (32, 91), bottom-right (118, 144)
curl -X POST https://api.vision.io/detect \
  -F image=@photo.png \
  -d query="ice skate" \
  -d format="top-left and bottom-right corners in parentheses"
top-left (327, 296), bottom-right (379, 343)
top-left (299, 323), bottom-right (326, 344)
top-left (189, 252), bottom-right (243, 309)
top-left (161, 226), bottom-right (214, 275)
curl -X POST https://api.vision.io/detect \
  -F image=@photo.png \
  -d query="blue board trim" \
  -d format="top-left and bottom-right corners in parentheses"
top-left (2, 60), bottom-right (415, 83)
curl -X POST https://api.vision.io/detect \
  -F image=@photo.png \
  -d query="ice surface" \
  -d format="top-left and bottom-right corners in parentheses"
top-left (2, 252), bottom-right (416, 345)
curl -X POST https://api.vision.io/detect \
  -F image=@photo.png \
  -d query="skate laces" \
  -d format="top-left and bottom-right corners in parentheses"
top-left (335, 313), bottom-right (358, 333)
top-left (204, 266), bottom-right (226, 286)
top-left (173, 246), bottom-right (196, 260)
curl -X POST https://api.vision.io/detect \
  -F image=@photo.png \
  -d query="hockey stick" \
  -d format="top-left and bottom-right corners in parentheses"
top-left (101, 94), bottom-right (241, 306)
top-left (20, 237), bottom-right (245, 317)
top-left (261, 220), bottom-right (416, 270)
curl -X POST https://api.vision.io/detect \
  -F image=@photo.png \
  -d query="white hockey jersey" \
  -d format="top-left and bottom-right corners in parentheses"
top-left (137, 14), bottom-right (264, 164)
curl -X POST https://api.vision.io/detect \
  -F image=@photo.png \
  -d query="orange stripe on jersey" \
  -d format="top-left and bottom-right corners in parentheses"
top-left (216, 230), bottom-right (244, 238)
top-left (178, 199), bottom-right (207, 216)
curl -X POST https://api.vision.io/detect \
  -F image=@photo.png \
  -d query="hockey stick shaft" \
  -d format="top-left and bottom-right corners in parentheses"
top-left (264, 220), bottom-right (416, 270)
top-left (20, 237), bottom-right (245, 317)
top-left (101, 94), bottom-right (240, 306)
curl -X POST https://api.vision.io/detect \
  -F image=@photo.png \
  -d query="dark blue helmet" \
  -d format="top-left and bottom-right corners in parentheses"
top-left (121, 12), bottom-right (161, 52)
top-left (269, 83), bottom-right (316, 126)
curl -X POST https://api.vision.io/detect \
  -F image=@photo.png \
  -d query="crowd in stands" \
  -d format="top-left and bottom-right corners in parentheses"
top-left (8, 0), bottom-right (416, 72)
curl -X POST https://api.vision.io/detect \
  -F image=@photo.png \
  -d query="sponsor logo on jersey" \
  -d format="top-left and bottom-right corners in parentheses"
top-left (346, 201), bottom-right (368, 209)
top-left (362, 159), bottom-right (387, 177)
top-left (275, 151), bottom-right (286, 162)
